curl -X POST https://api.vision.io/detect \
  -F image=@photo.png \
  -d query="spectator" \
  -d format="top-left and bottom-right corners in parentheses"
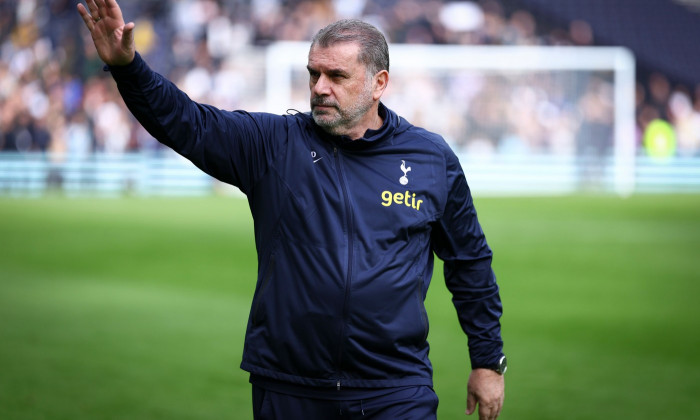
top-left (0, 0), bottom-right (692, 160)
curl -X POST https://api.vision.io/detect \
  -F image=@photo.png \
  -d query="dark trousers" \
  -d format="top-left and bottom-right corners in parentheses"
top-left (252, 384), bottom-right (438, 420)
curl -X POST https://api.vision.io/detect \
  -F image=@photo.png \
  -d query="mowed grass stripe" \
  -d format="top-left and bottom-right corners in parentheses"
top-left (428, 194), bottom-right (700, 419)
top-left (0, 274), bottom-right (252, 420)
top-left (1, 195), bottom-right (699, 419)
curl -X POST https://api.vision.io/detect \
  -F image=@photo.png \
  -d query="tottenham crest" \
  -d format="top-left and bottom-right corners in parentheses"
top-left (399, 160), bottom-right (411, 185)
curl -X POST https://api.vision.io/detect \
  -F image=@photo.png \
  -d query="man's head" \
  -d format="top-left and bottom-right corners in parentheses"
top-left (307, 19), bottom-right (390, 139)
top-left (311, 19), bottom-right (389, 77)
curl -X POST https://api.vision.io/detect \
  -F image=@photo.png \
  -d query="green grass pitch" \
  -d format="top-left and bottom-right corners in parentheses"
top-left (1, 194), bottom-right (699, 419)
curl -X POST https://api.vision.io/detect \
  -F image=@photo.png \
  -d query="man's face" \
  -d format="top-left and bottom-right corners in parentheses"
top-left (307, 42), bottom-right (375, 137)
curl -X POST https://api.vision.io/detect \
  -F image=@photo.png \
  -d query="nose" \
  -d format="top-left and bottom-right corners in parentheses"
top-left (312, 74), bottom-right (331, 97)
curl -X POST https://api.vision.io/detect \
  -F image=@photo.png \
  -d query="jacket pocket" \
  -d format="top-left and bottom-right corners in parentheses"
top-left (252, 254), bottom-right (275, 326)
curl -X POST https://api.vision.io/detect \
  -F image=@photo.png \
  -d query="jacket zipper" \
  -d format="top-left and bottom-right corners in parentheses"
top-left (333, 146), bottom-right (354, 391)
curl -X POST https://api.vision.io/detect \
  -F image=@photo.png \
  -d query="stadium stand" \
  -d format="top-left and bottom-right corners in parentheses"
top-left (0, 0), bottom-right (698, 194)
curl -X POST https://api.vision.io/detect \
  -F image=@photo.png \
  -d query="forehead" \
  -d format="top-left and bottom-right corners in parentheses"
top-left (308, 42), bottom-right (363, 71)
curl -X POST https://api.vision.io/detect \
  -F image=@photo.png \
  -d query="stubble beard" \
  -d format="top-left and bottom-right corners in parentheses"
top-left (311, 79), bottom-right (374, 136)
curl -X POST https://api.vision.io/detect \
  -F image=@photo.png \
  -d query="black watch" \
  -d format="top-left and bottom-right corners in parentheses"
top-left (488, 355), bottom-right (507, 375)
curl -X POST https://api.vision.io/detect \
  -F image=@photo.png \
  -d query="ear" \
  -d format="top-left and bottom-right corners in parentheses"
top-left (372, 70), bottom-right (389, 101)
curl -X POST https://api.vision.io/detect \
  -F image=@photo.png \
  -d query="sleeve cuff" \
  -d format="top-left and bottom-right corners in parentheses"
top-left (469, 341), bottom-right (504, 369)
top-left (103, 51), bottom-right (145, 77)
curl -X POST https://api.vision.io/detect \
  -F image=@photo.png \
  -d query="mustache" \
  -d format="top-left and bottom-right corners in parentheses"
top-left (311, 97), bottom-right (338, 108)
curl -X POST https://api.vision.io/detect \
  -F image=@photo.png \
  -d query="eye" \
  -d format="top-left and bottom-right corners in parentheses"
top-left (329, 72), bottom-right (348, 80)
top-left (308, 69), bottom-right (320, 81)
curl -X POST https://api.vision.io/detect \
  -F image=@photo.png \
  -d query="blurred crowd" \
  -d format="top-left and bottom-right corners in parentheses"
top-left (1, 0), bottom-right (699, 158)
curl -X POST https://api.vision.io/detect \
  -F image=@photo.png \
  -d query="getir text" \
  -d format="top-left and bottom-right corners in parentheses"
top-left (381, 190), bottom-right (423, 211)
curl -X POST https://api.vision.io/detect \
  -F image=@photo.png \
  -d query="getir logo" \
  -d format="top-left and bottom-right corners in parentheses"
top-left (381, 190), bottom-right (423, 211)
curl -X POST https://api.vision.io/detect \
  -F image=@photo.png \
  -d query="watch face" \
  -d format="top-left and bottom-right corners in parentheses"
top-left (497, 355), bottom-right (507, 374)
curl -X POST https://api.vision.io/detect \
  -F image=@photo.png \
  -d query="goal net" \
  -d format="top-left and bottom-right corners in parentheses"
top-left (265, 42), bottom-right (636, 196)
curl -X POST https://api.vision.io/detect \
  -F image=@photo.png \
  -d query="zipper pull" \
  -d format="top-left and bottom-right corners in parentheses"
top-left (337, 379), bottom-right (341, 390)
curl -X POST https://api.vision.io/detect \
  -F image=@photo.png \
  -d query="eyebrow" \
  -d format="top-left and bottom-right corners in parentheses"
top-left (306, 65), bottom-right (350, 78)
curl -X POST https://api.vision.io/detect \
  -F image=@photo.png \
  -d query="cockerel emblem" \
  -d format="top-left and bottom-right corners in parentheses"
top-left (400, 160), bottom-right (411, 185)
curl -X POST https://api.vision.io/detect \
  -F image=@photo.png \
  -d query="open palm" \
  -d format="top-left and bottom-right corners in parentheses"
top-left (77, 0), bottom-right (135, 66)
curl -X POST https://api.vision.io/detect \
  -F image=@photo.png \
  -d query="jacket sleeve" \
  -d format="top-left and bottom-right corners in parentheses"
top-left (107, 52), bottom-right (284, 194)
top-left (431, 149), bottom-right (503, 369)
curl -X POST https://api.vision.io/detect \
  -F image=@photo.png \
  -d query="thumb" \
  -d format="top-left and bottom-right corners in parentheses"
top-left (122, 22), bottom-right (135, 50)
top-left (466, 391), bottom-right (476, 415)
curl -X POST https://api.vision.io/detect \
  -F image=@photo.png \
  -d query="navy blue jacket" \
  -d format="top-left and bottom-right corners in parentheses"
top-left (109, 52), bottom-right (503, 389)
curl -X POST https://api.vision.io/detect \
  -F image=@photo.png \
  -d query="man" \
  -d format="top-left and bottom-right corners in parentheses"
top-left (77, 0), bottom-right (506, 418)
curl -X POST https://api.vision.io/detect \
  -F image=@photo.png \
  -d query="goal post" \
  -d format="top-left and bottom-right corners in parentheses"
top-left (266, 42), bottom-right (636, 196)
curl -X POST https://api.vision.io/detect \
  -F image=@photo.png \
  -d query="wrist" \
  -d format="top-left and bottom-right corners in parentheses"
top-left (473, 354), bottom-right (507, 375)
top-left (105, 51), bottom-right (143, 76)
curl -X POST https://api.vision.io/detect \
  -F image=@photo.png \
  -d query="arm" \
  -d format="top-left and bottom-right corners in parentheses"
top-left (106, 53), bottom-right (278, 191)
top-left (431, 150), bottom-right (505, 418)
top-left (78, 0), bottom-right (282, 192)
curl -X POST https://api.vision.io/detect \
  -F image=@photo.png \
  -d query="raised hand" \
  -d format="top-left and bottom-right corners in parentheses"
top-left (77, 0), bottom-right (135, 66)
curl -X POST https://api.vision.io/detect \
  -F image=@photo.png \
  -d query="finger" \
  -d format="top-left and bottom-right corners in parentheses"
top-left (121, 21), bottom-right (135, 50)
top-left (94, 0), bottom-right (107, 12)
top-left (99, 0), bottom-right (123, 22)
top-left (77, 3), bottom-right (89, 19)
top-left (478, 402), bottom-right (496, 420)
top-left (77, 3), bottom-right (95, 30)
top-left (494, 398), bottom-right (504, 418)
top-left (466, 393), bottom-right (476, 415)
top-left (478, 407), bottom-right (489, 420)
top-left (86, 0), bottom-right (100, 18)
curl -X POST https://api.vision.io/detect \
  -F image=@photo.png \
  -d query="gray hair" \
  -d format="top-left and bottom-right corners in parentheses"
top-left (310, 19), bottom-right (389, 76)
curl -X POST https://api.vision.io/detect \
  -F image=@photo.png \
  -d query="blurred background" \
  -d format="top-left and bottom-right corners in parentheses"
top-left (1, 0), bottom-right (700, 196)
top-left (1, 1), bottom-right (700, 420)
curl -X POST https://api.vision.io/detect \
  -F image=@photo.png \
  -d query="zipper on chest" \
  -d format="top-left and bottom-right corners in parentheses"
top-left (333, 147), bottom-right (354, 378)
